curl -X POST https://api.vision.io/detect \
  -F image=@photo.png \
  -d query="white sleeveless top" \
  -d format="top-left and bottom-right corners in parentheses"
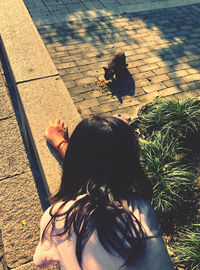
top-left (33, 195), bottom-right (174, 270)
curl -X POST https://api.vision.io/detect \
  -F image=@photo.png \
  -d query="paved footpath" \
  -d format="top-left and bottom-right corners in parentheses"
top-left (24, 0), bottom-right (200, 119)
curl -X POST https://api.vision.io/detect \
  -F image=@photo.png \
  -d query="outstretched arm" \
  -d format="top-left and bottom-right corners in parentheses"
top-left (44, 120), bottom-right (68, 158)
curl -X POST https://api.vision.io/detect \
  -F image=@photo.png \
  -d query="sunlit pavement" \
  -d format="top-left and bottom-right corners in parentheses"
top-left (24, 0), bottom-right (200, 119)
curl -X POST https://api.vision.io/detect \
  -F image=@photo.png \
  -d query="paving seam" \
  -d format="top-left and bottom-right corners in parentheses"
top-left (16, 73), bottom-right (59, 85)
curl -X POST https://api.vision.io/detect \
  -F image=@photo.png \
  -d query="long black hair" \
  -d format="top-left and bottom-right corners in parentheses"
top-left (43, 115), bottom-right (152, 267)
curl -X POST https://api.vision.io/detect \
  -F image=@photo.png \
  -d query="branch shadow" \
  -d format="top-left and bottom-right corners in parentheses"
top-left (25, 2), bottom-right (200, 107)
top-left (128, 5), bottom-right (200, 93)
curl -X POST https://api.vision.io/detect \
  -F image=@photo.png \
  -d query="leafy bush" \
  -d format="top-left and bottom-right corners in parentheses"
top-left (131, 98), bottom-right (200, 268)
top-left (172, 224), bottom-right (200, 270)
top-left (139, 131), bottom-right (195, 230)
top-left (135, 98), bottom-right (200, 143)
top-left (131, 98), bottom-right (199, 231)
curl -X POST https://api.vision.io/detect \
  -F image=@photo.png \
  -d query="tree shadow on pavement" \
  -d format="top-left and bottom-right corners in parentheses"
top-left (128, 4), bottom-right (200, 94)
top-left (39, 4), bottom-right (200, 92)
top-left (24, 2), bottom-right (200, 114)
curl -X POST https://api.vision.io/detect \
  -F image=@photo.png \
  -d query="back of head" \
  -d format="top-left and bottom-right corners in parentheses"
top-left (53, 115), bottom-right (150, 202)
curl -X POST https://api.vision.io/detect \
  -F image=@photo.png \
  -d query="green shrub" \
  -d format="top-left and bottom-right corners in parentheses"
top-left (130, 98), bottom-right (200, 232)
top-left (135, 98), bottom-right (200, 143)
top-left (172, 224), bottom-right (200, 270)
top-left (139, 131), bottom-right (195, 230)
top-left (131, 98), bottom-right (200, 268)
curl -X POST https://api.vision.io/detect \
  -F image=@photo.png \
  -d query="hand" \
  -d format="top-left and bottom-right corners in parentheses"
top-left (44, 120), bottom-right (68, 149)
top-left (113, 114), bottom-right (131, 124)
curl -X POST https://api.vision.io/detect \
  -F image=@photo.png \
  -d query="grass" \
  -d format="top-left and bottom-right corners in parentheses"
top-left (135, 98), bottom-right (200, 143)
top-left (172, 224), bottom-right (200, 270)
top-left (130, 98), bottom-right (200, 269)
top-left (139, 131), bottom-right (195, 232)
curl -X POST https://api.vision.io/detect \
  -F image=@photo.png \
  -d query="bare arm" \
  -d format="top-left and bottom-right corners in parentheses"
top-left (44, 119), bottom-right (68, 158)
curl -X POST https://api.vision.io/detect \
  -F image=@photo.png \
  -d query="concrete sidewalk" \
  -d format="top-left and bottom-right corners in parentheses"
top-left (0, 0), bottom-right (79, 269)
top-left (0, 48), bottom-right (58, 269)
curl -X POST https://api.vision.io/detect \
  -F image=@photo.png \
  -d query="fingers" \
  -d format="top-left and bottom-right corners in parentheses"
top-left (46, 120), bottom-right (67, 135)
top-left (56, 119), bottom-right (60, 125)
top-left (113, 114), bottom-right (131, 124)
top-left (49, 119), bottom-right (65, 126)
top-left (44, 120), bottom-right (68, 147)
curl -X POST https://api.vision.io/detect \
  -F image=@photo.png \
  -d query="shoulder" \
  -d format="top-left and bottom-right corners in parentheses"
top-left (40, 205), bottom-right (52, 232)
top-left (40, 196), bottom-right (86, 233)
top-left (129, 195), bottom-right (161, 237)
top-left (39, 201), bottom-right (68, 232)
top-left (129, 194), bottom-right (154, 213)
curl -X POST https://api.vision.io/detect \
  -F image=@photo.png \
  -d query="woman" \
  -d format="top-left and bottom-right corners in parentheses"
top-left (34, 115), bottom-right (174, 270)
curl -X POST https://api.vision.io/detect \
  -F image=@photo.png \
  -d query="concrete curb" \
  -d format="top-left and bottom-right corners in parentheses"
top-left (0, 0), bottom-right (81, 195)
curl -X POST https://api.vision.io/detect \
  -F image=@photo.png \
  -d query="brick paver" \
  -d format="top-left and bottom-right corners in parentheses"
top-left (24, 0), bottom-right (200, 119)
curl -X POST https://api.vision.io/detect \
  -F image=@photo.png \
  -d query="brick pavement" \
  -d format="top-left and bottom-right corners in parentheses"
top-left (23, 2), bottom-right (200, 119)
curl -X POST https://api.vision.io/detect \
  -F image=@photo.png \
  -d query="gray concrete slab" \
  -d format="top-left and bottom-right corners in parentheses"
top-left (0, 173), bottom-right (43, 269)
top-left (0, 0), bottom-right (81, 198)
top-left (0, 0), bottom-right (58, 83)
top-left (17, 75), bottom-right (81, 195)
top-left (0, 47), bottom-right (59, 270)
top-left (0, 116), bottom-right (31, 180)
top-left (0, 75), bottom-right (14, 119)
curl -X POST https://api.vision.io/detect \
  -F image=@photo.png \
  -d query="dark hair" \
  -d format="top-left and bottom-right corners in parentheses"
top-left (44, 115), bottom-right (152, 267)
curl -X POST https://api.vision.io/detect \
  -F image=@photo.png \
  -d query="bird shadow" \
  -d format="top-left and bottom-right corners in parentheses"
top-left (106, 69), bottom-right (135, 103)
